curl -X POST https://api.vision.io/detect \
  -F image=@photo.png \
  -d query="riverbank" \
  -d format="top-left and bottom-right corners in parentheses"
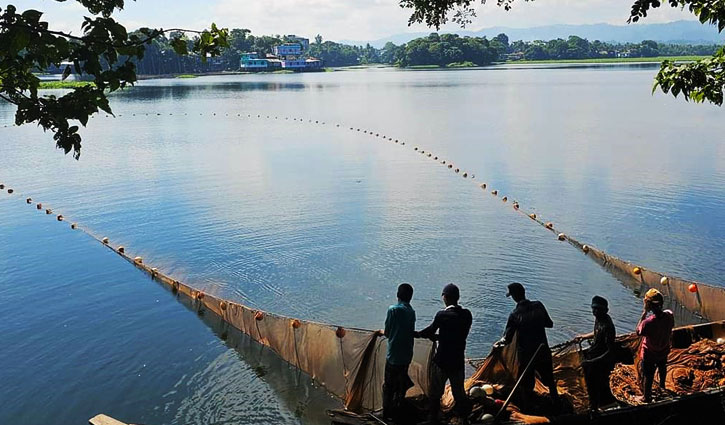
top-left (505, 55), bottom-right (708, 64)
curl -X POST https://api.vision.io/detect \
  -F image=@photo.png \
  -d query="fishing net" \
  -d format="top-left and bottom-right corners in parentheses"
top-left (121, 255), bottom-right (434, 412)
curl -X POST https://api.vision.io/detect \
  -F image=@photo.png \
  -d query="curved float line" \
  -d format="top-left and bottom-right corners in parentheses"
top-left (2, 111), bottom-right (723, 320)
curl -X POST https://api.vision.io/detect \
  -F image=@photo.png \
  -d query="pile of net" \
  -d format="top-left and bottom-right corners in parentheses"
top-left (611, 339), bottom-right (725, 405)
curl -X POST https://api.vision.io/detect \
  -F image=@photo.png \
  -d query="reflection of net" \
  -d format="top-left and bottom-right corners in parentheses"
top-left (146, 266), bottom-right (434, 412)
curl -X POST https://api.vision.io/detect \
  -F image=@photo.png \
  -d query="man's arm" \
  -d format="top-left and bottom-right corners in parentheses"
top-left (495, 313), bottom-right (517, 347)
top-left (541, 303), bottom-right (554, 329)
top-left (384, 307), bottom-right (394, 337)
top-left (585, 321), bottom-right (616, 364)
top-left (417, 313), bottom-right (440, 341)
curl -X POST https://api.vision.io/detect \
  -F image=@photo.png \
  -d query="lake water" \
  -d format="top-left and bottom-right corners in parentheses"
top-left (1, 65), bottom-right (724, 425)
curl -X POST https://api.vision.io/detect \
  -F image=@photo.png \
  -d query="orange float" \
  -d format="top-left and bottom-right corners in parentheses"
top-left (689, 283), bottom-right (698, 293)
top-left (545, 222), bottom-right (553, 229)
top-left (336, 327), bottom-right (346, 338)
top-left (255, 311), bottom-right (264, 321)
top-left (220, 301), bottom-right (227, 311)
top-left (529, 213), bottom-right (536, 219)
top-left (633, 267), bottom-right (642, 275)
top-left (291, 319), bottom-right (301, 329)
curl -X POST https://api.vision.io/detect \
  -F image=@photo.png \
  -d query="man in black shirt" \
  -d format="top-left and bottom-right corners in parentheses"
top-left (582, 295), bottom-right (617, 410)
top-left (494, 282), bottom-right (558, 407)
top-left (416, 283), bottom-right (473, 424)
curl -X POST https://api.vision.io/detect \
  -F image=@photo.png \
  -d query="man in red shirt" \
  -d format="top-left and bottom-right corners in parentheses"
top-left (636, 288), bottom-right (674, 403)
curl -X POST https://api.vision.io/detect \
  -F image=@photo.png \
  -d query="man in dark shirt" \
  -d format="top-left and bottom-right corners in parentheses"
top-left (378, 283), bottom-right (416, 420)
top-left (494, 282), bottom-right (558, 407)
top-left (416, 283), bottom-right (473, 424)
top-left (582, 295), bottom-right (617, 410)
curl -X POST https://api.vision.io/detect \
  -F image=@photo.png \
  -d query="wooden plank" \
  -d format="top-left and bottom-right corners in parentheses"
top-left (89, 414), bottom-right (128, 425)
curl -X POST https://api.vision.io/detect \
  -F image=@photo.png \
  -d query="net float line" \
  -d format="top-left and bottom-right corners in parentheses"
top-left (5, 111), bottom-right (725, 321)
top-left (0, 182), bottom-right (433, 413)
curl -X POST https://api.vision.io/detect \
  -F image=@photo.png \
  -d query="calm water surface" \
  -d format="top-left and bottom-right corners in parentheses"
top-left (1, 65), bottom-right (724, 424)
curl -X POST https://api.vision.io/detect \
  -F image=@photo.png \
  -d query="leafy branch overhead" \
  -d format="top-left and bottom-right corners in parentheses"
top-left (0, 1), bottom-right (228, 158)
top-left (400, 0), bottom-right (725, 105)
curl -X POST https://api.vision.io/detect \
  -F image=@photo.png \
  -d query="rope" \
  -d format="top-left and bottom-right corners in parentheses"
top-left (2, 110), bottom-right (721, 303)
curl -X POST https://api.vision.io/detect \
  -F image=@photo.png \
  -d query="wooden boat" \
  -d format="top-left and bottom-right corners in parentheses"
top-left (329, 320), bottom-right (725, 425)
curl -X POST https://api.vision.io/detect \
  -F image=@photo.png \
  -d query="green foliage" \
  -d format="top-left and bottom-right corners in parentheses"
top-left (397, 32), bottom-right (498, 67)
top-left (0, 1), bottom-right (228, 158)
top-left (39, 80), bottom-right (95, 88)
top-left (399, 0), bottom-right (725, 105)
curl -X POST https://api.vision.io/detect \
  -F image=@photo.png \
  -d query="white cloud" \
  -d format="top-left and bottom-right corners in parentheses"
top-left (14, 0), bottom-right (701, 41)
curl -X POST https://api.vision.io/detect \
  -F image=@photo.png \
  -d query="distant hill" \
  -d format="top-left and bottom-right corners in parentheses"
top-left (341, 20), bottom-right (725, 47)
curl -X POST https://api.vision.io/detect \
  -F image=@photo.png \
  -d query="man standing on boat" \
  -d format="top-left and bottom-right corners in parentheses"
top-left (416, 283), bottom-right (473, 424)
top-left (494, 282), bottom-right (559, 408)
top-left (378, 283), bottom-right (416, 421)
top-left (636, 288), bottom-right (674, 403)
top-left (582, 295), bottom-right (617, 410)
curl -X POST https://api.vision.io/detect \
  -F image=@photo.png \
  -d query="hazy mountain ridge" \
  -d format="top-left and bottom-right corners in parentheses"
top-left (341, 20), bottom-right (725, 48)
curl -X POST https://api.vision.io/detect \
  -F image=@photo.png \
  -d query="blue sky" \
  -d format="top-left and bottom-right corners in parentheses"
top-left (21, 0), bottom-right (698, 41)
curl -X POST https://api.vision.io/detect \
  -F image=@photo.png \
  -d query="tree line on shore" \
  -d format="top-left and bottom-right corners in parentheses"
top-left (128, 28), bottom-right (720, 75)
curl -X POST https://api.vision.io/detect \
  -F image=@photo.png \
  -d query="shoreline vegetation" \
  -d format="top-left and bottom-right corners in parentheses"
top-left (36, 54), bottom-right (707, 89)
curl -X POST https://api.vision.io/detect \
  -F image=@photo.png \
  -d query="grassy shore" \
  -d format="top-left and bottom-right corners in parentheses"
top-left (175, 74), bottom-right (198, 78)
top-left (506, 55), bottom-right (708, 64)
top-left (39, 81), bottom-right (94, 89)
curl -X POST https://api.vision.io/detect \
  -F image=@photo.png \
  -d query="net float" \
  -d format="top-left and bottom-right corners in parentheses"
top-left (336, 327), bottom-right (346, 338)
top-left (660, 276), bottom-right (669, 285)
top-left (582, 244), bottom-right (589, 253)
top-left (633, 267), bottom-right (642, 275)
top-left (455, 169), bottom-right (460, 173)
top-left (688, 283), bottom-right (698, 293)
top-left (117, 246), bottom-right (125, 253)
top-left (7, 189), bottom-right (13, 194)
top-left (102, 237), bottom-right (109, 244)
top-left (492, 190), bottom-right (498, 195)
top-left (220, 301), bottom-right (227, 311)
top-left (545, 222), bottom-right (553, 229)
top-left (195, 291), bottom-right (204, 300)
top-left (558, 233), bottom-right (566, 241)
top-left (255, 311), bottom-right (264, 321)
top-left (529, 213), bottom-right (537, 219)
top-left (71, 223), bottom-right (77, 230)
top-left (462, 173), bottom-right (468, 178)
top-left (36, 203), bottom-right (42, 210)
top-left (26, 198), bottom-right (32, 204)
top-left (502, 196), bottom-right (508, 202)
top-left (291, 319), bottom-right (301, 329)
top-left (45, 208), bottom-right (52, 214)
top-left (56, 215), bottom-right (64, 221)
top-left (134, 256), bottom-right (143, 264)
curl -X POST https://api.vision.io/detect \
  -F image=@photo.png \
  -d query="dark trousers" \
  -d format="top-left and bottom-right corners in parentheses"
top-left (517, 347), bottom-right (558, 408)
top-left (383, 361), bottom-right (413, 419)
top-left (428, 361), bottom-right (471, 422)
top-left (583, 360), bottom-right (615, 409)
top-left (640, 355), bottom-right (667, 402)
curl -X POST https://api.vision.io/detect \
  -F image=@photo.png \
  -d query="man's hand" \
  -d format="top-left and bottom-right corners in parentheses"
top-left (493, 338), bottom-right (507, 349)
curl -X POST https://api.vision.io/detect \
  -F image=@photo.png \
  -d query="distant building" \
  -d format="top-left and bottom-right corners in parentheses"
top-left (274, 43), bottom-right (302, 57)
top-left (305, 58), bottom-right (323, 69)
top-left (240, 39), bottom-right (322, 72)
top-left (281, 59), bottom-right (307, 69)
top-left (285, 35), bottom-right (309, 51)
top-left (241, 52), bottom-right (269, 70)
